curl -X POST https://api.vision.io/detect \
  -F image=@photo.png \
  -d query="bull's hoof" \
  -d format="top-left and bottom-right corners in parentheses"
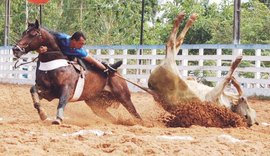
top-left (52, 118), bottom-right (62, 125)
top-left (39, 108), bottom-right (48, 121)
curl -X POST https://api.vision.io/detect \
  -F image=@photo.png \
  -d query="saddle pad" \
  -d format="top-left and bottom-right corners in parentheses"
top-left (39, 59), bottom-right (69, 71)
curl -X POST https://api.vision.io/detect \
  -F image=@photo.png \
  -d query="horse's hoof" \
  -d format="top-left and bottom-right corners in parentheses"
top-left (42, 118), bottom-right (52, 125)
top-left (52, 118), bottom-right (62, 125)
top-left (39, 109), bottom-right (48, 121)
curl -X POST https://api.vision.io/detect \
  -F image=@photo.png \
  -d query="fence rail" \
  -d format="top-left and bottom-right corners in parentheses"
top-left (1, 44), bottom-right (270, 96)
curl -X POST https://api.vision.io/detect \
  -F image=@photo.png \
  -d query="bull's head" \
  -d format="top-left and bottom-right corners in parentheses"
top-left (233, 96), bottom-right (258, 126)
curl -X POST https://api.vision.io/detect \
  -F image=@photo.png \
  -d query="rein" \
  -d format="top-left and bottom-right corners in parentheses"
top-left (13, 57), bottom-right (38, 69)
top-left (13, 51), bottom-right (63, 69)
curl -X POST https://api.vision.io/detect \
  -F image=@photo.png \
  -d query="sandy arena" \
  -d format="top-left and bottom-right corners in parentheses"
top-left (0, 83), bottom-right (270, 155)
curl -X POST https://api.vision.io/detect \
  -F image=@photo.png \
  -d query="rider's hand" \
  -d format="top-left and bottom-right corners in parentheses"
top-left (36, 46), bottom-right (48, 54)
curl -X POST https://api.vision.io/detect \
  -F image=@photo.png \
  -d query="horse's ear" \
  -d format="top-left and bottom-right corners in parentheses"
top-left (35, 19), bottom-right (40, 29)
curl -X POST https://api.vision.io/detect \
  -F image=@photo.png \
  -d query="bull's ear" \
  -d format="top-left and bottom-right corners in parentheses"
top-left (35, 19), bottom-right (39, 29)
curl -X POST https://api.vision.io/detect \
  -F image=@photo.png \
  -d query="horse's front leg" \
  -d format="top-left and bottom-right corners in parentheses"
top-left (30, 85), bottom-right (48, 120)
top-left (52, 86), bottom-right (70, 125)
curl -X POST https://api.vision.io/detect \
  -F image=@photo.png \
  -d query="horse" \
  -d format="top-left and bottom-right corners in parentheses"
top-left (12, 20), bottom-right (142, 125)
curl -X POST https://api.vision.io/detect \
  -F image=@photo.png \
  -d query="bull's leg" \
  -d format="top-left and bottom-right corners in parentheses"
top-left (52, 86), bottom-right (70, 125)
top-left (85, 100), bottom-right (117, 123)
top-left (231, 76), bottom-right (243, 96)
top-left (30, 85), bottom-right (47, 120)
top-left (205, 78), bottom-right (230, 102)
top-left (165, 12), bottom-right (185, 59)
top-left (205, 56), bottom-right (243, 102)
top-left (175, 13), bottom-right (198, 51)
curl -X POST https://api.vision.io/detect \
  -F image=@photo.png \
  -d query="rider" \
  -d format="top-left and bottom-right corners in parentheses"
top-left (37, 31), bottom-right (117, 73)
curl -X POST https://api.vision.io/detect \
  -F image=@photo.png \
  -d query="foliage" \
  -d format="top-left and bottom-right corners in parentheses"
top-left (0, 0), bottom-right (270, 46)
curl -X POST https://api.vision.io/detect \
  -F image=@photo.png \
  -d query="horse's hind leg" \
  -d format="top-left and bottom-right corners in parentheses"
top-left (109, 76), bottom-right (142, 121)
top-left (30, 85), bottom-right (47, 120)
top-left (117, 92), bottom-right (142, 120)
top-left (85, 99), bottom-right (117, 123)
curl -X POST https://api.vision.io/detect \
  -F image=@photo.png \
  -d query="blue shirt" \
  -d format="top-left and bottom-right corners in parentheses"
top-left (54, 33), bottom-right (88, 58)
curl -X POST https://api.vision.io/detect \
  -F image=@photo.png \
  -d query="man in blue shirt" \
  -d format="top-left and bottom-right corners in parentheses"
top-left (38, 31), bottom-right (112, 72)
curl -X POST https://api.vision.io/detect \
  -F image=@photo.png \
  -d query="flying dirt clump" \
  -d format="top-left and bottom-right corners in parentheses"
top-left (161, 100), bottom-right (248, 128)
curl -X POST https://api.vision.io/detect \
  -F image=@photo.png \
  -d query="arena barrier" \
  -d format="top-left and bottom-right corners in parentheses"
top-left (0, 44), bottom-right (269, 96)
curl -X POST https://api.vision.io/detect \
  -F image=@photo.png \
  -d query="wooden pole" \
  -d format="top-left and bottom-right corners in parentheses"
top-left (4, 0), bottom-right (10, 46)
top-left (138, 0), bottom-right (145, 81)
top-left (39, 5), bottom-right (42, 26)
top-left (233, 0), bottom-right (241, 55)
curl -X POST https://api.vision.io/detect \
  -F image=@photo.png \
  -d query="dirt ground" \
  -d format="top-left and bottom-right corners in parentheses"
top-left (0, 83), bottom-right (270, 156)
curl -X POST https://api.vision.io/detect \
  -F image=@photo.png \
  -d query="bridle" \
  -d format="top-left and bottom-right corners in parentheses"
top-left (14, 28), bottom-right (43, 56)
top-left (13, 28), bottom-right (43, 68)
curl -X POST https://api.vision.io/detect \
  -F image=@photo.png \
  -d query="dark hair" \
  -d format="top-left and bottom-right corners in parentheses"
top-left (70, 31), bottom-right (86, 41)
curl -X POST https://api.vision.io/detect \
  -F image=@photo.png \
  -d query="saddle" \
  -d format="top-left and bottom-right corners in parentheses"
top-left (68, 60), bottom-right (85, 78)
top-left (70, 58), bottom-right (123, 76)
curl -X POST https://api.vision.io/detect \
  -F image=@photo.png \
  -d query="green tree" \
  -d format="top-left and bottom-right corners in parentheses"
top-left (0, 0), bottom-right (5, 45)
top-left (208, 0), bottom-right (270, 44)
top-left (241, 0), bottom-right (270, 43)
top-left (1, 0), bottom-right (270, 46)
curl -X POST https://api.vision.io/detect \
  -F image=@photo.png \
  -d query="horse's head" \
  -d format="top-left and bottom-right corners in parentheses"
top-left (13, 20), bottom-right (44, 58)
top-left (233, 96), bottom-right (258, 126)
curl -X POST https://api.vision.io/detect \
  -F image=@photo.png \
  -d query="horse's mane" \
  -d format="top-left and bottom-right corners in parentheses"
top-left (41, 27), bottom-right (65, 52)
top-left (42, 27), bottom-right (57, 35)
top-left (42, 27), bottom-right (60, 43)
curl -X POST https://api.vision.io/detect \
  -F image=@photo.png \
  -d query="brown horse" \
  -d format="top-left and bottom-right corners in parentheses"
top-left (12, 20), bottom-right (142, 124)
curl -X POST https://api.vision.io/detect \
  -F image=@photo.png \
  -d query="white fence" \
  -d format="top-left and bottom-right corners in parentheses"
top-left (1, 44), bottom-right (270, 96)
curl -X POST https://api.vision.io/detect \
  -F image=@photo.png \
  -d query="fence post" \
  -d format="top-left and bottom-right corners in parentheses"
top-left (136, 49), bottom-right (141, 83)
top-left (216, 48), bottom-right (222, 77)
top-left (0, 49), bottom-right (3, 78)
top-left (151, 49), bottom-right (156, 66)
top-left (199, 48), bottom-right (204, 77)
top-left (95, 49), bottom-right (101, 62)
top-left (96, 49), bottom-right (101, 55)
top-left (255, 49), bottom-right (261, 88)
top-left (182, 49), bottom-right (188, 77)
top-left (122, 49), bottom-right (127, 75)
top-left (108, 49), bottom-right (115, 64)
top-left (8, 49), bottom-right (13, 78)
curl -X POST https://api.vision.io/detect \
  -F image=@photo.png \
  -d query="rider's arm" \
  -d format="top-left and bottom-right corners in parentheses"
top-left (84, 55), bottom-right (106, 70)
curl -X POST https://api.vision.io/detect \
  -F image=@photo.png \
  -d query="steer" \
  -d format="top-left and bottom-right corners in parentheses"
top-left (147, 12), bottom-right (258, 126)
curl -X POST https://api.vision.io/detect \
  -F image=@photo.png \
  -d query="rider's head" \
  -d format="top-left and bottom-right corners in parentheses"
top-left (70, 31), bottom-right (86, 49)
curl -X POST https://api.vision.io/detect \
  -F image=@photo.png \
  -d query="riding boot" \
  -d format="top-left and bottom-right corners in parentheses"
top-left (110, 60), bottom-right (123, 70)
top-left (102, 60), bottom-right (123, 71)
